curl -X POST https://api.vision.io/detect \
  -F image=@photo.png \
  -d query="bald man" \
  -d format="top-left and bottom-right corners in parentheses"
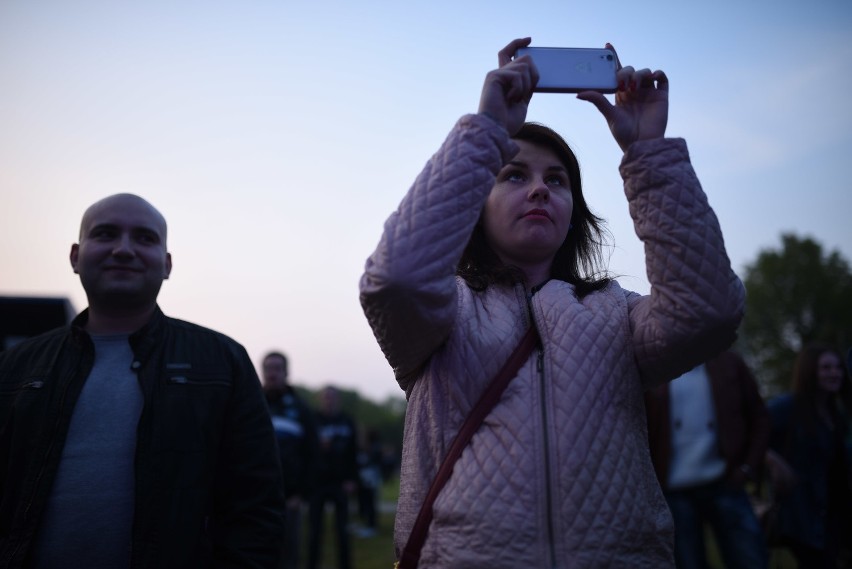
top-left (0, 194), bottom-right (285, 568)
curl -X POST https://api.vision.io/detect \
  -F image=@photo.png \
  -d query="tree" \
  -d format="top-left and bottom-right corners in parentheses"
top-left (739, 234), bottom-right (852, 396)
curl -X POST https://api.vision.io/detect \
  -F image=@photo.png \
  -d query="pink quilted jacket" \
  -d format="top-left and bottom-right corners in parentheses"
top-left (360, 114), bottom-right (745, 568)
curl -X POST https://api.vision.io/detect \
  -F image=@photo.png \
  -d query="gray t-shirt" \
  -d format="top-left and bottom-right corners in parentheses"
top-left (32, 334), bottom-right (143, 569)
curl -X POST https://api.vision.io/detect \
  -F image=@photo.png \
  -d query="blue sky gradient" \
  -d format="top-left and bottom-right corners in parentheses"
top-left (2, 0), bottom-right (850, 400)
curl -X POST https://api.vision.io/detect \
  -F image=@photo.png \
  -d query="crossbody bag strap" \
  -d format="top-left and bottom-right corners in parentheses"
top-left (396, 325), bottom-right (541, 569)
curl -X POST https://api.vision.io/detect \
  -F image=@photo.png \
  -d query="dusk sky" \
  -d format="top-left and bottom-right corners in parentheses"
top-left (2, 0), bottom-right (850, 401)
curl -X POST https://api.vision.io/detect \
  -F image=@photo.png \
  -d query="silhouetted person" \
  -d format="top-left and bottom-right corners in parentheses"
top-left (307, 386), bottom-right (358, 569)
top-left (355, 429), bottom-right (384, 537)
top-left (646, 351), bottom-right (770, 569)
top-left (262, 351), bottom-right (318, 569)
top-left (767, 343), bottom-right (852, 568)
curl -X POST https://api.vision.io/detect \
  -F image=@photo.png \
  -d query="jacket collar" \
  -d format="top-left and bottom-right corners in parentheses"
top-left (128, 306), bottom-right (166, 363)
top-left (69, 305), bottom-right (166, 360)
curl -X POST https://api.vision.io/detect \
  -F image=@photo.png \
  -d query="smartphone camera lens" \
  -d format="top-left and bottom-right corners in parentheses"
top-left (606, 54), bottom-right (613, 61)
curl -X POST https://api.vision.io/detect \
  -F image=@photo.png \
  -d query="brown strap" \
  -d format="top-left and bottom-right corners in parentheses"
top-left (397, 326), bottom-right (540, 569)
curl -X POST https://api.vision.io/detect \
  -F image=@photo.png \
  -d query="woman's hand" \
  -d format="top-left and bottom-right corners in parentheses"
top-left (478, 37), bottom-right (539, 136)
top-left (577, 44), bottom-right (669, 152)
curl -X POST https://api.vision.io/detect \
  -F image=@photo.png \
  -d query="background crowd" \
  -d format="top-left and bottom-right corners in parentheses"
top-left (648, 346), bottom-right (852, 569)
top-left (264, 341), bottom-right (852, 569)
top-left (261, 352), bottom-right (398, 569)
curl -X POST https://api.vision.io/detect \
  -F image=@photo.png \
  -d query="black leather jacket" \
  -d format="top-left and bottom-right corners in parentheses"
top-left (0, 307), bottom-right (285, 568)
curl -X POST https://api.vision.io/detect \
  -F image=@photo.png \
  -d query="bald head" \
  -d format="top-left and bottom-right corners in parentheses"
top-left (79, 193), bottom-right (168, 246)
top-left (71, 193), bottom-right (172, 329)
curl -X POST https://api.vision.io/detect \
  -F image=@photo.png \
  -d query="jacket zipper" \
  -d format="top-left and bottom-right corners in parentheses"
top-left (538, 346), bottom-right (557, 568)
top-left (527, 288), bottom-right (557, 568)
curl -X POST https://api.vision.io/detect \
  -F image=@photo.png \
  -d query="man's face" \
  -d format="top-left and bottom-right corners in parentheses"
top-left (321, 387), bottom-right (340, 415)
top-left (262, 356), bottom-right (288, 390)
top-left (70, 194), bottom-right (172, 311)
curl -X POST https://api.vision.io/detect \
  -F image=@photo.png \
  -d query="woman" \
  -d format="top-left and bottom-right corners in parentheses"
top-left (359, 38), bottom-right (745, 568)
top-left (768, 344), bottom-right (852, 568)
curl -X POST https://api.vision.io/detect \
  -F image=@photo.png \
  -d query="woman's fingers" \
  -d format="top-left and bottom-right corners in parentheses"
top-left (576, 90), bottom-right (614, 120)
top-left (616, 65), bottom-right (634, 91)
top-left (489, 61), bottom-right (534, 101)
top-left (479, 45), bottom-right (538, 133)
top-left (650, 70), bottom-right (669, 93)
top-left (605, 43), bottom-right (622, 71)
top-left (616, 66), bottom-right (669, 92)
top-left (498, 37), bottom-right (532, 67)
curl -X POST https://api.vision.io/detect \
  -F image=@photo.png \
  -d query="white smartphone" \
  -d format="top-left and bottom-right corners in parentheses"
top-left (515, 47), bottom-right (618, 94)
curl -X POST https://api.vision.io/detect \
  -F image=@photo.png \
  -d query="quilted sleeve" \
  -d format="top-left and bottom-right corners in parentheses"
top-left (620, 138), bottom-right (745, 387)
top-left (359, 114), bottom-right (518, 393)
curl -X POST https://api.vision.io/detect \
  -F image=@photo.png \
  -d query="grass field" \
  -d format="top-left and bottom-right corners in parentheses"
top-left (301, 476), bottom-right (399, 569)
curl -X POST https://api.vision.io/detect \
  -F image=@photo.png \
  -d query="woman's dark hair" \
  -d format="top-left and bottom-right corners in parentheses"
top-left (791, 342), bottom-right (852, 433)
top-left (457, 122), bottom-right (612, 297)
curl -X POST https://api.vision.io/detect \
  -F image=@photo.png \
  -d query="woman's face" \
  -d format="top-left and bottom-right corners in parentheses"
top-left (483, 140), bottom-right (574, 270)
top-left (816, 351), bottom-right (844, 394)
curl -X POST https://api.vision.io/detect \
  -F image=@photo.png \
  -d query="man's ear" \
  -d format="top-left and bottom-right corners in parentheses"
top-left (69, 244), bottom-right (80, 274)
top-left (164, 252), bottom-right (172, 280)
